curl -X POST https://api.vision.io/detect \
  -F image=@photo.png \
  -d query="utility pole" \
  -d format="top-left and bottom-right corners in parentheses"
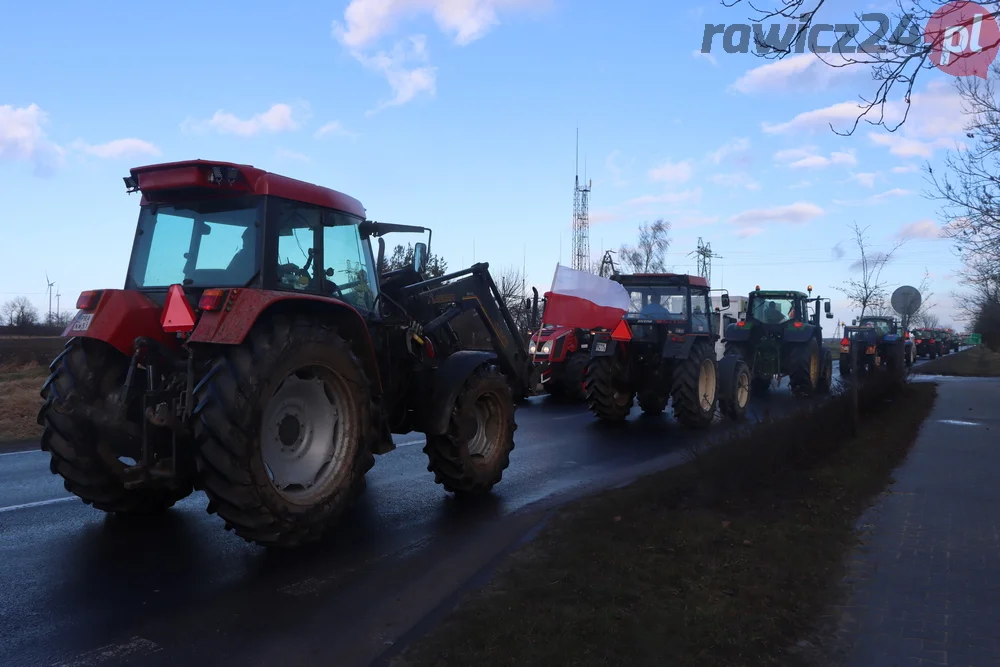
top-left (572, 129), bottom-right (592, 273)
top-left (689, 238), bottom-right (722, 286)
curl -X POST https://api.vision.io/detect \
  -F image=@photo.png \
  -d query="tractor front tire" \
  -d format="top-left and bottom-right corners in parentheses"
top-left (562, 351), bottom-right (590, 402)
top-left (671, 342), bottom-right (718, 428)
top-left (424, 365), bottom-right (516, 495)
top-left (788, 338), bottom-right (821, 396)
top-left (38, 338), bottom-right (193, 515)
top-left (192, 315), bottom-right (374, 548)
top-left (585, 356), bottom-right (634, 421)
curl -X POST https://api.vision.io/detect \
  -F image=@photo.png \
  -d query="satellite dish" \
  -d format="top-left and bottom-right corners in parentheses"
top-left (891, 285), bottom-right (922, 316)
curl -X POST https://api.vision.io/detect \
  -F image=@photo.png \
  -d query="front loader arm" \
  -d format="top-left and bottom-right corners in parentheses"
top-left (399, 262), bottom-right (534, 390)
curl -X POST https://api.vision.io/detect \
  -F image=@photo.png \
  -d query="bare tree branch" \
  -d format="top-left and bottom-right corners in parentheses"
top-left (834, 221), bottom-right (907, 319)
top-left (619, 220), bottom-right (671, 273)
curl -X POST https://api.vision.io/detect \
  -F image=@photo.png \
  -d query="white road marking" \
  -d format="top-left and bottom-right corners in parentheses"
top-left (49, 637), bottom-right (162, 667)
top-left (0, 496), bottom-right (75, 513)
top-left (0, 448), bottom-right (44, 457)
top-left (938, 419), bottom-right (980, 426)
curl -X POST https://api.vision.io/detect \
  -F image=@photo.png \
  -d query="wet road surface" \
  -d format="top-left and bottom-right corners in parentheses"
top-left (0, 375), bottom-right (893, 667)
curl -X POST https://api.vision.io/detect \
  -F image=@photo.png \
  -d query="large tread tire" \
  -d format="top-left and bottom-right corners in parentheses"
top-left (38, 338), bottom-right (193, 515)
top-left (719, 357), bottom-right (750, 421)
top-left (424, 365), bottom-right (516, 495)
top-left (817, 349), bottom-right (833, 394)
top-left (562, 351), bottom-right (590, 402)
top-left (192, 315), bottom-right (374, 548)
top-left (637, 391), bottom-right (668, 416)
top-left (671, 342), bottom-right (718, 429)
top-left (584, 356), bottom-right (634, 422)
top-left (788, 338), bottom-right (820, 396)
top-left (839, 354), bottom-right (851, 377)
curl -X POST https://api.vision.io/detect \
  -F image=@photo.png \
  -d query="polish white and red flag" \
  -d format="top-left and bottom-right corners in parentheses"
top-left (540, 264), bottom-right (629, 330)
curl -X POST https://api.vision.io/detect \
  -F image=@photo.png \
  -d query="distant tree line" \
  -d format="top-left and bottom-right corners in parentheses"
top-left (1, 297), bottom-right (70, 334)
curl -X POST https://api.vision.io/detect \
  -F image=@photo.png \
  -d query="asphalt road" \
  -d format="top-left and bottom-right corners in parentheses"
top-left (0, 368), bottom-right (917, 667)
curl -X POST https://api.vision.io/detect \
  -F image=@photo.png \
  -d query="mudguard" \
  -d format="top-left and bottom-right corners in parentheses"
top-left (724, 322), bottom-right (752, 342)
top-left (62, 289), bottom-right (179, 356)
top-left (421, 350), bottom-right (497, 435)
top-left (590, 333), bottom-right (617, 357)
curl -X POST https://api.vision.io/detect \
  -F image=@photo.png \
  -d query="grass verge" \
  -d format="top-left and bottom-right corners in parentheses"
top-left (917, 345), bottom-right (1000, 377)
top-left (0, 362), bottom-right (47, 442)
top-left (396, 378), bottom-right (937, 667)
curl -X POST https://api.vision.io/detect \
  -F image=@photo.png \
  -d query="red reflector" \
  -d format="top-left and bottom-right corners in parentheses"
top-left (424, 337), bottom-right (435, 358)
top-left (198, 288), bottom-right (228, 311)
top-left (929, 339), bottom-right (935, 343)
top-left (904, 331), bottom-right (910, 339)
top-left (611, 320), bottom-right (632, 342)
top-left (737, 321), bottom-right (746, 327)
top-left (793, 321), bottom-right (803, 328)
top-left (161, 284), bottom-right (197, 333)
top-left (841, 338), bottom-right (850, 346)
top-left (76, 290), bottom-right (101, 310)
top-left (670, 335), bottom-right (685, 343)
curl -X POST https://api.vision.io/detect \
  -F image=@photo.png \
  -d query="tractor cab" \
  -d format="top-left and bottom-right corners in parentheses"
top-left (609, 273), bottom-right (726, 347)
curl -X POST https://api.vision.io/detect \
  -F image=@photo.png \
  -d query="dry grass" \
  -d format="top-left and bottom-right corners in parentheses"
top-left (918, 346), bottom-right (1000, 377)
top-left (0, 362), bottom-right (48, 442)
top-left (396, 378), bottom-right (937, 667)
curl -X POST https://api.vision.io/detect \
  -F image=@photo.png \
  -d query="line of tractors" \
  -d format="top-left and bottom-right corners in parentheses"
top-left (36, 159), bottom-right (911, 549)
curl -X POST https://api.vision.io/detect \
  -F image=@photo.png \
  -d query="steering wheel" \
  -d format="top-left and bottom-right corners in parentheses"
top-left (278, 263), bottom-right (313, 288)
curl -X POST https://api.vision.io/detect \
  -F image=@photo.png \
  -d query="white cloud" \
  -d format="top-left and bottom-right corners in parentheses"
top-left (350, 35), bottom-right (437, 114)
top-left (70, 138), bottom-right (160, 159)
top-left (897, 219), bottom-right (943, 239)
top-left (763, 101), bottom-right (867, 134)
top-left (314, 121), bottom-right (356, 138)
top-left (789, 179), bottom-right (812, 189)
top-left (0, 103), bottom-right (64, 174)
top-left (833, 188), bottom-right (913, 205)
top-left (848, 172), bottom-right (878, 188)
top-left (276, 148), bottom-right (310, 162)
top-left (736, 226), bottom-right (765, 238)
top-left (728, 202), bottom-right (824, 226)
top-left (773, 146), bottom-right (816, 162)
top-left (333, 0), bottom-right (537, 49)
top-left (790, 155), bottom-right (832, 169)
top-left (891, 164), bottom-right (920, 173)
top-left (777, 146), bottom-right (856, 169)
top-left (732, 53), bottom-right (858, 95)
top-left (626, 188), bottom-right (703, 206)
top-left (692, 49), bottom-right (717, 66)
top-left (706, 137), bottom-right (750, 165)
top-left (648, 159), bottom-right (692, 184)
top-left (184, 103), bottom-right (302, 136)
top-left (830, 150), bottom-right (856, 165)
top-left (868, 133), bottom-right (958, 158)
top-left (710, 172), bottom-right (760, 190)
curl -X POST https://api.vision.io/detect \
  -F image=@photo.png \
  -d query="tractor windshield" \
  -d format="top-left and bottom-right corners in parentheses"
top-left (627, 286), bottom-right (688, 320)
top-left (749, 296), bottom-right (797, 324)
top-left (860, 318), bottom-right (893, 336)
top-left (128, 198), bottom-right (260, 289)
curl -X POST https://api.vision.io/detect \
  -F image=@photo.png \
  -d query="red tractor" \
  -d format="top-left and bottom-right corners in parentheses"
top-left (38, 160), bottom-right (537, 548)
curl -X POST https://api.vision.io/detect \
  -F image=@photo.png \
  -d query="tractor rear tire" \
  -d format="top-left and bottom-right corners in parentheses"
top-left (637, 391), bottom-right (668, 416)
top-left (585, 356), bottom-right (634, 422)
top-left (563, 351), bottom-right (590, 402)
top-left (671, 342), bottom-right (718, 428)
top-left (718, 356), bottom-right (750, 421)
top-left (788, 338), bottom-right (821, 396)
top-left (192, 315), bottom-right (374, 548)
top-left (38, 338), bottom-right (193, 515)
top-left (424, 365), bottom-right (516, 495)
top-left (839, 354), bottom-right (851, 377)
top-left (817, 349), bottom-right (833, 394)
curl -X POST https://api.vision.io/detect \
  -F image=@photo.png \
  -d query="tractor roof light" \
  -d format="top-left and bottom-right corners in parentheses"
top-left (122, 176), bottom-right (139, 193)
top-left (755, 285), bottom-right (760, 290)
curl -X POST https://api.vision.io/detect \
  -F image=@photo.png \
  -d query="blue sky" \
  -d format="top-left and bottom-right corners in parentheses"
top-left (0, 0), bottom-right (971, 329)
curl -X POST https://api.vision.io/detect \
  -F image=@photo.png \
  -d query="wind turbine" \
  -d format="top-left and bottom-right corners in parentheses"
top-left (45, 272), bottom-right (55, 324)
top-left (56, 285), bottom-right (61, 322)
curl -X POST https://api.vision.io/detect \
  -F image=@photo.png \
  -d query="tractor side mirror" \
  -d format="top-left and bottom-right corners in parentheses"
top-left (824, 301), bottom-right (831, 314)
top-left (413, 242), bottom-right (428, 274)
top-left (826, 312), bottom-right (833, 319)
top-left (721, 294), bottom-right (730, 309)
top-left (852, 318), bottom-right (858, 326)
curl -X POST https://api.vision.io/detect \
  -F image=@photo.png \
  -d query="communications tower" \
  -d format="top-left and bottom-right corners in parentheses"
top-left (572, 130), bottom-right (592, 273)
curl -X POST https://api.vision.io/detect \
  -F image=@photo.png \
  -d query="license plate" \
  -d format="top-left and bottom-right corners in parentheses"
top-left (595, 342), bottom-right (607, 352)
top-left (71, 313), bottom-right (94, 331)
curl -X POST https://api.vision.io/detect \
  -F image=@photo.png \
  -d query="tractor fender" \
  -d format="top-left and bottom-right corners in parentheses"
top-left (590, 333), bottom-right (617, 358)
top-left (62, 289), bottom-right (179, 357)
top-left (189, 289), bottom-right (383, 396)
top-left (422, 351), bottom-right (498, 436)
top-left (724, 323), bottom-right (751, 342)
top-left (781, 326), bottom-right (816, 344)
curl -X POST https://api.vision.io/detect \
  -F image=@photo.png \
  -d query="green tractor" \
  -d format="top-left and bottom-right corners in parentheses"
top-left (722, 285), bottom-right (835, 396)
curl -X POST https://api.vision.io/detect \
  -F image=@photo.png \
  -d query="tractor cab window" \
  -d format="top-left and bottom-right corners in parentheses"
top-left (274, 204), bottom-right (321, 292)
top-left (750, 296), bottom-right (796, 324)
top-left (861, 318), bottom-right (892, 336)
top-left (128, 199), bottom-right (260, 289)
top-left (627, 286), bottom-right (688, 320)
top-left (691, 287), bottom-right (710, 333)
top-left (323, 215), bottom-right (378, 311)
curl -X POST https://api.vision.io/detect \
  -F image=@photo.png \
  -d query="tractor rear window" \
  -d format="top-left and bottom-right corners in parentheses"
top-left (129, 200), bottom-right (260, 288)
top-left (627, 286), bottom-right (688, 319)
top-left (750, 297), bottom-right (796, 324)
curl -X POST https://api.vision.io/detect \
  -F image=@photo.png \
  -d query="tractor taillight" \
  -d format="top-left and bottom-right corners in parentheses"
top-left (904, 331), bottom-right (910, 339)
top-left (198, 288), bottom-right (228, 311)
top-left (670, 335), bottom-right (685, 343)
top-left (76, 290), bottom-right (102, 310)
top-left (792, 321), bottom-right (803, 328)
top-left (737, 321), bottom-right (746, 327)
top-left (866, 346), bottom-right (876, 355)
top-left (929, 339), bottom-right (935, 344)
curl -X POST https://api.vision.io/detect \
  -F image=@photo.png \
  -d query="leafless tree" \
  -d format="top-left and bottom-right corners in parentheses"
top-left (913, 311), bottom-right (941, 329)
top-left (835, 222), bottom-right (906, 319)
top-left (382, 242), bottom-right (448, 278)
top-left (619, 220), bottom-right (671, 273)
top-left (900, 269), bottom-right (938, 331)
top-left (2, 297), bottom-right (40, 328)
top-left (717, 0), bottom-right (1000, 133)
top-left (495, 265), bottom-right (534, 334)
